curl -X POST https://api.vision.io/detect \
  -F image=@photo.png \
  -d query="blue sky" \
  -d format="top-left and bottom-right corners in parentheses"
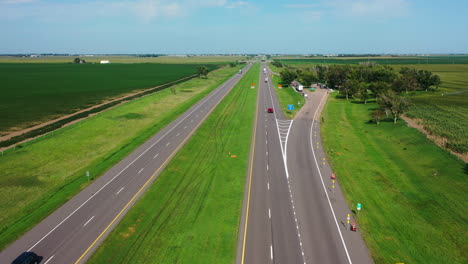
top-left (0, 0), bottom-right (467, 54)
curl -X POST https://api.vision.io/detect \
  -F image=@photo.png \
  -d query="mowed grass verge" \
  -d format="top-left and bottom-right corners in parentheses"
top-left (321, 94), bottom-right (467, 263)
top-left (271, 74), bottom-right (305, 119)
top-left (0, 65), bottom-right (242, 250)
top-left (88, 63), bottom-right (260, 264)
top-left (0, 63), bottom-right (219, 133)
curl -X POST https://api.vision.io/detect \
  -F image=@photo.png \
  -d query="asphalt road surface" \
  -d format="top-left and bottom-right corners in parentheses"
top-left (0, 63), bottom-right (252, 264)
top-left (237, 63), bottom-right (374, 264)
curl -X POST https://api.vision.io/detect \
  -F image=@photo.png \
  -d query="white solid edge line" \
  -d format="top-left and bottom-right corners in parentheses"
top-left (309, 92), bottom-right (353, 264)
top-left (26, 63), bottom-right (252, 252)
top-left (82, 216), bottom-right (95, 227)
top-left (43, 255), bottom-right (55, 264)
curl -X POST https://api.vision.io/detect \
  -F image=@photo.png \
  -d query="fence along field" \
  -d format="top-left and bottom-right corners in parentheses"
top-left (0, 63), bottom-right (219, 135)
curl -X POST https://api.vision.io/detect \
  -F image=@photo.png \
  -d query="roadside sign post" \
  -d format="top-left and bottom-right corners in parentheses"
top-left (287, 104), bottom-right (294, 111)
top-left (86, 170), bottom-right (90, 182)
top-left (346, 214), bottom-right (351, 230)
top-left (357, 203), bottom-right (362, 215)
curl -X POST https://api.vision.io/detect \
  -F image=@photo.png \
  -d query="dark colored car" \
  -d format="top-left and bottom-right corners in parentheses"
top-left (11, 252), bottom-right (41, 264)
top-left (267, 107), bottom-right (274, 113)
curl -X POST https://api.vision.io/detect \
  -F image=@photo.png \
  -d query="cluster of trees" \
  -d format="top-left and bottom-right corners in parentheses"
top-left (197, 66), bottom-right (209, 78)
top-left (73, 57), bottom-right (86, 64)
top-left (279, 63), bottom-right (441, 124)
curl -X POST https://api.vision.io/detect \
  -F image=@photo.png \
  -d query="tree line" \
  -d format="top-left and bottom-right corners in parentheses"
top-left (278, 62), bottom-right (441, 124)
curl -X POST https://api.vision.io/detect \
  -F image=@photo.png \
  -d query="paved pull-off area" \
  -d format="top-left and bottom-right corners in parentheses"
top-left (0, 63), bottom-right (252, 264)
top-left (237, 63), bottom-right (374, 264)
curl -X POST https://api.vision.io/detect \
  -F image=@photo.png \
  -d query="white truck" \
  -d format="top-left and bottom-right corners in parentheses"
top-left (263, 68), bottom-right (267, 74)
top-left (265, 77), bottom-right (268, 83)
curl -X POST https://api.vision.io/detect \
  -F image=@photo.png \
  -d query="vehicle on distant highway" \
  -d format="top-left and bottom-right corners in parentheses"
top-left (263, 68), bottom-right (267, 73)
top-left (267, 107), bottom-right (274, 113)
top-left (265, 77), bottom-right (268, 83)
top-left (11, 252), bottom-right (41, 264)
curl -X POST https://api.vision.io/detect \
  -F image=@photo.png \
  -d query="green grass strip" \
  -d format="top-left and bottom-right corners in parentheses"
top-left (0, 65), bottom-right (242, 250)
top-left (270, 74), bottom-right (305, 119)
top-left (321, 93), bottom-right (467, 264)
top-left (88, 63), bottom-right (260, 264)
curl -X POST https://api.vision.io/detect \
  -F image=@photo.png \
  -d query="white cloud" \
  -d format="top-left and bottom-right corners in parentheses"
top-left (286, 4), bottom-right (318, 9)
top-left (133, 0), bottom-right (185, 23)
top-left (328, 0), bottom-right (409, 18)
top-left (0, 0), bottom-right (36, 4)
top-left (226, 1), bottom-right (249, 9)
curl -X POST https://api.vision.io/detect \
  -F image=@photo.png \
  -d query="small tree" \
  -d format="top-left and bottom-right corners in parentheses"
top-left (197, 66), bottom-right (209, 78)
top-left (378, 90), bottom-right (410, 123)
top-left (280, 68), bottom-right (298, 86)
top-left (371, 108), bottom-right (385, 124)
top-left (74, 57), bottom-right (81, 64)
top-left (416, 70), bottom-right (441, 91)
top-left (355, 82), bottom-right (371, 104)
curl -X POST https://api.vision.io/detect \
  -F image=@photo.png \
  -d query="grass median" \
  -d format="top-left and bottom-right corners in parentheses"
top-left (0, 65), bottom-right (242, 250)
top-left (88, 63), bottom-right (260, 264)
top-left (270, 74), bottom-right (305, 119)
top-left (321, 93), bottom-right (467, 264)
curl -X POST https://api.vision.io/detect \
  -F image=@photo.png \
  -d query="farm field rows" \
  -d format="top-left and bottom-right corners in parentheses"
top-left (275, 55), bottom-right (468, 65)
top-left (88, 63), bottom-right (259, 264)
top-left (0, 63), bottom-right (220, 134)
top-left (0, 65), bottom-right (242, 250)
top-left (321, 93), bottom-right (467, 264)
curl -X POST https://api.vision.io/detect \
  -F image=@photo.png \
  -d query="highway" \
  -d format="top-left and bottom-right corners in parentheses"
top-left (238, 63), bottom-right (374, 264)
top-left (0, 63), bottom-right (252, 264)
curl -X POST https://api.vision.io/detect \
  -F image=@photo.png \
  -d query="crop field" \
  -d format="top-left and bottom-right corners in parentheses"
top-left (0, 63), bottom-right (219, 134)
top-left (321, 93), bottom-right (467, 264)
top-left (275, 55), bottom-right (468, 65)
top-left (398, 64), bottom-right (468, 154)
top-left (0, 65), bottom-right (242, 250)
top-left (0, 55), bottom-right (246, 64)
top-left (88, 63), bottom-right (260, 264)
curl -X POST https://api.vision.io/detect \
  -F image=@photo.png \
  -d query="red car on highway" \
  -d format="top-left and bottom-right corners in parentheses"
top-left (267, 107), bottom-right (274, 113)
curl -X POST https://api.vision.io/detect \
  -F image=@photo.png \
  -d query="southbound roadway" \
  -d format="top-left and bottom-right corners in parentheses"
top-left (237, 63), bottom-right (374, 264)
top-left (0, 63), bottom-right (252, 264)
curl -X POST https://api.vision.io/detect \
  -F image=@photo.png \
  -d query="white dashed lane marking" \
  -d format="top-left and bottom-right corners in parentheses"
top-left (82, 216), bottom-right (95, 227)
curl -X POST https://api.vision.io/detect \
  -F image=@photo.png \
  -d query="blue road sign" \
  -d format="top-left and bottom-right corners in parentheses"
top-left (287, 104), bottom-right (294, 110)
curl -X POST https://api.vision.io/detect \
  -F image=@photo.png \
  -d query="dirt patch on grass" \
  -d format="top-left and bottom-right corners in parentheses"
top-left (402, 115), bottom-right (468, 162)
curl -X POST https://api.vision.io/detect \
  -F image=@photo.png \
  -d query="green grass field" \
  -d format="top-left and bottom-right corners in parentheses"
top-left (0, 65), bottom-right (242, 250)
top-left (88, 63), bottom-right (260, 264)
top-left (0, 63), bottom-right (219, 134)
top-left (271, 74), bottom-right (305, 119)
top-left (321, 94), bottom-right (467, 264)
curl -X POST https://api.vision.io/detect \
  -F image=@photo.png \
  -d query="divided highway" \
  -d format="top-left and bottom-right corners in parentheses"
top-left (238, 63), bottom-right (373, 263)
top-left (0, 63), bottom-right (252, 264)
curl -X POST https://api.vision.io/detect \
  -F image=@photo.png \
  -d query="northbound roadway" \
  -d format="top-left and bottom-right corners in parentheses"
top-left (238, 63), bottom-right (374, 264)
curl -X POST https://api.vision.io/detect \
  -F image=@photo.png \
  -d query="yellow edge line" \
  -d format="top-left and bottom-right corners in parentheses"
top-left (74, 103), bottom-right (216, 264)
top-left (240, 66), bottom-right (260, 264)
